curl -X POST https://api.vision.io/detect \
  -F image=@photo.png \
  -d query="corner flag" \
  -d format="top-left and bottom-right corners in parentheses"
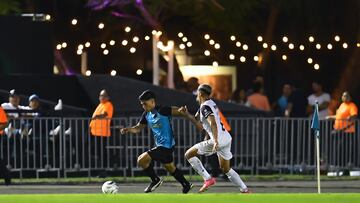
top-left (311, 101), bottom-right (320, 137)
top-left (311, 101), bottom-right (321, 194)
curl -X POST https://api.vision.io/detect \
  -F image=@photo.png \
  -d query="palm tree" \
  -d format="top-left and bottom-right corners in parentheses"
top-left (0, 0), bottom-right (21, 15)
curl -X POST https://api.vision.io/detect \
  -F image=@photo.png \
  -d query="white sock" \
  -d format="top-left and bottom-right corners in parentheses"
top-left (226, 168), bottom-right (247, 191)
top-left (188, 157), bottom-right (211, 180)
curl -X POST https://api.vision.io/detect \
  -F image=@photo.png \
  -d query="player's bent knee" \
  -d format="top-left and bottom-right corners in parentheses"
top-left (137, 156), bottom-right (143, 165)
top-left (137, 153), bottom-right (149, 166)
top-left (185, 148), bottom-right (196, 160)
top-left (164, 163), bottom-right (176, 173)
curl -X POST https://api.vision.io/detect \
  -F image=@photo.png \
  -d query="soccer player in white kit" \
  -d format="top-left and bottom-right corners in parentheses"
top-left (182, 84), bottom-right (250, 193)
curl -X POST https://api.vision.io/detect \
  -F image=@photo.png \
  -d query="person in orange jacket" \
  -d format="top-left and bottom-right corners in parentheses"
top-left (89, 90), bottom-right (114, 171)
top-left (0, 106), bottom-right (11, 185)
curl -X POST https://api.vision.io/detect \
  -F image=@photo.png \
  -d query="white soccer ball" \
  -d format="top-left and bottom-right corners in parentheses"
top-left (102, 181), bottom-right (119, 194)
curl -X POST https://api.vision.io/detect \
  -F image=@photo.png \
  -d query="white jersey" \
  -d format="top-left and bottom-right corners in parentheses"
top-left (199, 99), bottom-right (231, 145)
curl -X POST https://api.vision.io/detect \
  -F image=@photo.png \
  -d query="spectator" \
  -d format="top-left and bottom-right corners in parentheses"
top-left (1, 89), bottom-right (24, 119)
top-left (89, 89), bottom-right (114, 137)
top-left (273, 84), bottom-right (292, 116)
top-left (23, 94), bottom-right (41, 117)
top-left (246, 74), bottom-right (265, 97)
top-left (285, 86), bottom-right (307, 117)
top-left (326, 91), bottom-right (358, 134)
top-left (19, 94), bottom-right (42, 138)
top-left (0, 107), bottom-right (8, 134)
top-left (1, 90), bottom-right (27, 137)
top-left (246, 82), bottom-right (271, 112)
top-left (230, 89), bottom-right (246, 105)
top-left (307, 81), bottom-right (331, 119)
top-left (326, 91), bottom-right (358, 168)
top-left (0, 106), bottom-right (11, 185)
top-left (186, 77), bottom-right (200, 95)
top-left (89, 90), bottom-right (114, 173)
top-left (49, 99), bottom-right (66, 137)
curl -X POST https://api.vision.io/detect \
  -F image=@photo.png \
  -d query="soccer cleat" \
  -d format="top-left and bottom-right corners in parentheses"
top-left (27, 128), bottom-right (33, 136)
top-left (20, 127), bottom-right (30, 139)
top-left (241, 188), bottom-right (252, 193)
top-left (64, 127), bottom-right (72, 135)
top-left (144, 178), bottom-right (163, 193)
top-left (198, 177), bottom-right (216, 193)
top-left (49, 125), bottom-right (61, 136)
top-left (54, 99), bottom-right (63, 111)
top-left (5, 123), bottom-right (18, 138)
top-left (182, 183), bottom-right (194, 194)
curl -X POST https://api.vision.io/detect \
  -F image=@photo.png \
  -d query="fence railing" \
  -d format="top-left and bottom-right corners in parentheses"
top-left (0, 117), bottom-right (358, 178)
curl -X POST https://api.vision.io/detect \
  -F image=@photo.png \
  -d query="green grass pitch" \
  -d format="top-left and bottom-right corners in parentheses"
top-left (0, 194), bottom-right (359, 203)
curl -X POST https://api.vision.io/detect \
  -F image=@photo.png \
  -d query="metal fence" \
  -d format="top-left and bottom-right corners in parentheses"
top-left (0, 117), bottom-right (359, 178)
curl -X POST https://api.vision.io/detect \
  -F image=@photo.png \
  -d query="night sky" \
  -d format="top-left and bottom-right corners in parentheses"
top-left (3, 0), bottom-right (360, 104)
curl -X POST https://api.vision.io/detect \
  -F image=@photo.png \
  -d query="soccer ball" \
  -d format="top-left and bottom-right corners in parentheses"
top-left (102, 181), bottom-right (119, 194)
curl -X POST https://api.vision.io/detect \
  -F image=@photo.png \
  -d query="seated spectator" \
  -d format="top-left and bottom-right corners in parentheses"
top-left (19, 94), bottom-right (42, 138)
top-left (307, 81), bottom-right (330, 119)
top-left (23, 94), bottom-right (41, 117)
top-left (1, 89), bottom-right (25, 119)
top-left (246, 82), bottom-right (271, 112)
top-left (1, 90), bottom-right (27, 137)
top-left (49, 99), bottom-right (72, 138)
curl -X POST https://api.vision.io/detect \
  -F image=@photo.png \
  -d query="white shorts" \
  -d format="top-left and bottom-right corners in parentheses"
top-left (193, 139), bottom-right (233, 160)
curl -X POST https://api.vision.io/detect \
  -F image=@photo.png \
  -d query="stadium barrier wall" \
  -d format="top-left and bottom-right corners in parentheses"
top-left (0, 117), bottom-right (358, 178)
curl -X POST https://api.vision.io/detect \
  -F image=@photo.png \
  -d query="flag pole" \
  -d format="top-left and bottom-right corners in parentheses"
top-left (314, 101), bottom-right (321, 194)
top-left (316, 128), bottom-right (321, 194)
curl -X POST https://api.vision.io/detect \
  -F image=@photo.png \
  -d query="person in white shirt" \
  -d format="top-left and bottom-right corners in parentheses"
top-left (180, 84), bottom-right (250, 193)
top-left (307, 82), bottom-right (331, 119)
top-left (1, 90), bottom-right (31, 138)
top-left (1, 89), bottom-right (25, 119)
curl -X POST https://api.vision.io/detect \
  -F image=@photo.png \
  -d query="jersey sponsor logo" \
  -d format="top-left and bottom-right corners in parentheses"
top-left (151, 119), bottom-right (162, 128)
top-left (201, 105), bottom-right (213, 118)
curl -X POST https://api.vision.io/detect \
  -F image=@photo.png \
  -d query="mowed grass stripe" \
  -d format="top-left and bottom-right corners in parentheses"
top-left (0, 194), bottom-right (359, 203)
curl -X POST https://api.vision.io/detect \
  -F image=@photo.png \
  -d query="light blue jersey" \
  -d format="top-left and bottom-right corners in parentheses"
top-left (139, 106), bottom-right (175, 149)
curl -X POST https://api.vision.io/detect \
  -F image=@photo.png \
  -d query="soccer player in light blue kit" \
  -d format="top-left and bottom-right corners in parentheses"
top-left (120, 90), bottom-right (193, 193)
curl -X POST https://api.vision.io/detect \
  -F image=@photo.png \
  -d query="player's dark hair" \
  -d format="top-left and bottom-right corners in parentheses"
top-left (138, 90), bottom-right (156, 101)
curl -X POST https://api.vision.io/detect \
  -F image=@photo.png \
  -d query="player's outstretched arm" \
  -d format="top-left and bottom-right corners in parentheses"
top-left (174, 106), bottom-right (203, 131)
top-left (120, 123), bottom-right (146, 135)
